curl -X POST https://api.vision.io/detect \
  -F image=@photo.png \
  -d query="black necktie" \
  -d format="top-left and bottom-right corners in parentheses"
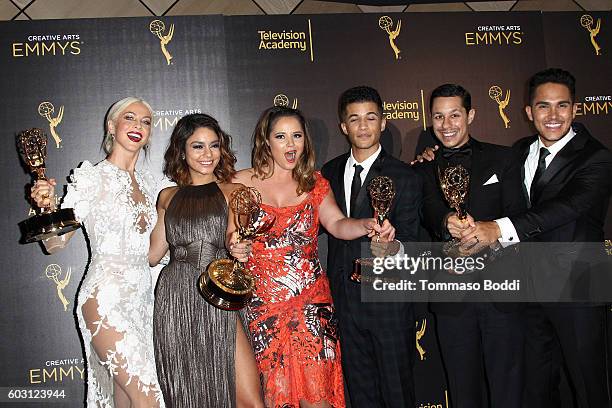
top-left (530, 147), bottom-right (550, 203)
top-left (350, 164), bottom-right (363, 217)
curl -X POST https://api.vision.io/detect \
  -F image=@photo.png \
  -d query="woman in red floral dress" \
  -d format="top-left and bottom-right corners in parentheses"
top-left (230, 106), bottom-right (395, 408)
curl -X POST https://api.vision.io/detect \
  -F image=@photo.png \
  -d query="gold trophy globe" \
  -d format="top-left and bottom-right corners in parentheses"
top-left (438, 165), bottom-right (470, 257)
top-left (350, 176), bottom-right (395, 283)
top-left (17, 128), bottom-right (80, 243)
top-left (199, 186), bottom-right (274, 310)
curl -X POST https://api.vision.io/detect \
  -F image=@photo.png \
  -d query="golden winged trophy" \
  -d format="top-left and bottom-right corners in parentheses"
top-left (17, 128), bottom-right (80, 243)
top-left (438, 165), bottom-right (471, 257)
top-left (199, 186), bottom-right (275, 310)
top-left (350, 176), bottom-right (395, 283)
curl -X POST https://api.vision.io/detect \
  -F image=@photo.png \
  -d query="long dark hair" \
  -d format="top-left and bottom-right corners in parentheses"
top-left (163, 113), bottom-right (236, 186)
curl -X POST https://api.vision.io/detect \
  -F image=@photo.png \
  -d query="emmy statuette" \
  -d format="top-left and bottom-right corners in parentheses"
top-left (199, 186), bottom-right (274, 310)
top-left (438, 165), bottom-right (471, 257)
top-left (17, 128), bottom-right (80, 243)
top-left (350, 176), bottom-right (395, 283)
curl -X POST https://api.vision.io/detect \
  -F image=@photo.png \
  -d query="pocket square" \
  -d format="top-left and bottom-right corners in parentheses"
top-left (483, 174), bottom-right (499, 185)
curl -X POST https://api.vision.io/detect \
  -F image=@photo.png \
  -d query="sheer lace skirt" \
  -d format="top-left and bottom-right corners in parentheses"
top-left (77, 258), bottom-right (164, 407)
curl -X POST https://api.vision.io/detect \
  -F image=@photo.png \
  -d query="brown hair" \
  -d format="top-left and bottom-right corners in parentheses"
top-left (251, 106), bottom-right (316, 195)
top-left (163, 113), bottom-right (236, 186)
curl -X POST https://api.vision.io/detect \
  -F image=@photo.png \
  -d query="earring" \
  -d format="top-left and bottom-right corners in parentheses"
top-left (110, 133), bottom-right (115, 140)
top-left (181, 153), bottom-right (185, 160)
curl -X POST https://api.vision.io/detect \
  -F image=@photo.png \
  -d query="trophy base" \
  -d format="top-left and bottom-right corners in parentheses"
top-left (442, 238), bottom-right (464, 258)
top-left (19, 208), bottom-right (81, 243)
top-left (443, 239), bottom-right (507, 275)
top-left (350, 258), bottom-right (375, 284)
top-left (198, 259), bottom-right (253, 311)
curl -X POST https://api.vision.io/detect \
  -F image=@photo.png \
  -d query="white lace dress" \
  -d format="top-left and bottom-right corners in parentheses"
top-left (62, 160), bottom-right (164, 407)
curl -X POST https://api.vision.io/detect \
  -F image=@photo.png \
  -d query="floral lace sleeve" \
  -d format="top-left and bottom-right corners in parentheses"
top-left (310, 171), bottom-right (330, 206)
top-left (61, 160), bottom-right (100, 222)
top-left (138, 168), bottom-right (158, 199)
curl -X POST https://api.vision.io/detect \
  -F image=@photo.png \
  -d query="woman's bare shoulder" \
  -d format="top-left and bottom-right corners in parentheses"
top-left (158, 186), bottom-right (179, 209)
top-left (217, 182), bottom-right (245, 196)
top-left (232, 168), bottom-right (255, 185)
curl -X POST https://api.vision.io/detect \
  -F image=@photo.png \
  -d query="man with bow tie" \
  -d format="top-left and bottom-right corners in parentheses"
top-left (416, 83), bottom-right (527, 408)
top-left (460, 68), bottom-right (612, 408)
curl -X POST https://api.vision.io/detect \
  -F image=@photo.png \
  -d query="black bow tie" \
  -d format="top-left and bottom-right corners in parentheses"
top-left (441, 144), bottom-right (472, 160)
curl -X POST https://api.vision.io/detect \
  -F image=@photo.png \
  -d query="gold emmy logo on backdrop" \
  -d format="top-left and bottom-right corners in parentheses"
top-left (378, 16), bottom-right (401, 59)
top-left (45, 264), bottom-right (71, 311)
top-left (488, 85), bottom-right (511, 129)
top-left (273, 93), bottom-right (298, 109)
top-left (580, 14), bottom-right (602, 56)
top-left (416, 318), bottom-right (427, 360)
top-left (38, 102), bottom-right (63, 148)
top-left (149, 19), bottom-right (174, 65)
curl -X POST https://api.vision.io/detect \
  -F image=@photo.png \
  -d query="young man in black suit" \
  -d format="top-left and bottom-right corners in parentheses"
top-left (415, 83), bottom-right (527, 408)
top-left (321, 86), bottom-right (422, 408)
top-left (460, 68), bottom-right (612, 408)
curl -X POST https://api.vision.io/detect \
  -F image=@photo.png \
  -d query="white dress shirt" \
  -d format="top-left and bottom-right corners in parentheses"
top-left (342, 145), bottom-right (404, 257)
top-left (495, 128), bottom-right (576, 245)
top-left (343, 145), bottom-right (382, 216)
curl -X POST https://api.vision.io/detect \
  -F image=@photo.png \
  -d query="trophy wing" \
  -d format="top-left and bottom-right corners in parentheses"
top-left (57, 105), bottom-right (64, 123)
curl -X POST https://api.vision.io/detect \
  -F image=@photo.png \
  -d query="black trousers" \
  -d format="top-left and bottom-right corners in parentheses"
top-left (337, 304), bottom-right (415, 408)
top-left (523, 304), bottom-right (610, 408)
top-left (435, 303), bottom-right (525, 408)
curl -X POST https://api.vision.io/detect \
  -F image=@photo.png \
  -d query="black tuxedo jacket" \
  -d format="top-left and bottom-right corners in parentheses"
top-left (510, 123), bottom-right (612, 305)
top-left (321, 148), bottom-right (422, 324)
top-left (417, 138), bottom-right (527, 313)
top-left (510, 123), bottom-right (612, 243)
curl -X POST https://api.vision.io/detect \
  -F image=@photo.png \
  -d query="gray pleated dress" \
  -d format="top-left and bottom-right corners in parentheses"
top-left (153, 183), bottom-right (239, 407)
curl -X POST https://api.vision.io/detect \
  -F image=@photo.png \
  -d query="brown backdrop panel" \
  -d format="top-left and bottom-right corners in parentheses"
top-left (0, 15), bottom-right (229, 406)
top-left (542, 11), bottom-right (612, 236)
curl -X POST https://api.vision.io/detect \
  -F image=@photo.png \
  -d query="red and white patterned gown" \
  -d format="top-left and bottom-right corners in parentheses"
top-left (245, 173), bottom-right (345, 408)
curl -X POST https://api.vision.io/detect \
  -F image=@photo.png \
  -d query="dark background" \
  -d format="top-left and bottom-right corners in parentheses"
top-left (0, 11), bottom-right (609, 407)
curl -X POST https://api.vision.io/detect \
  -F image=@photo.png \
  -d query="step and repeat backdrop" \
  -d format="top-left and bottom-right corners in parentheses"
top-left (0, 11), bottom-right (610, 407)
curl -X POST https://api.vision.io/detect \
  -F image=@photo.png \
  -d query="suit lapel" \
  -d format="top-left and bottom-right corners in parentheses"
top-left (335, 154), bottom-right (349, 216)
top-left (467, 139), bottom-right (486, 210)
top-left (516, 136), bottom-right (536, 207)
top-left (353, 149), bottom-right (385, 218)
top-left (531, 129), bottom-right (587, 204)
top-left (519, 142), bottom-right (531, 207)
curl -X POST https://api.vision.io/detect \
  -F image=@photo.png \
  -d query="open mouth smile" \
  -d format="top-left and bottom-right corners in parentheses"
top-left (127, 132), bottom-right (143, 143)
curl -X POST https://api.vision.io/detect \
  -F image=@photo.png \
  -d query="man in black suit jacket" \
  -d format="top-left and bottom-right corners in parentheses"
top-left (321, 86), bottom-right (422, 408)
top-left (460, 68), bottom-right (612, 408)
top-left (416, 84), bottom-right (527, 408)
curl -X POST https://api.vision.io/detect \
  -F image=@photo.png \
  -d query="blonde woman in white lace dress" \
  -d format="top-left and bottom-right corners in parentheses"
top-left (31, 97), bottom-right (164, 408)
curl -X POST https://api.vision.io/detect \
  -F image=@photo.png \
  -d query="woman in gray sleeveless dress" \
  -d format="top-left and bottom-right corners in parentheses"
top-left (149, 114), bottom-right (263, 408)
